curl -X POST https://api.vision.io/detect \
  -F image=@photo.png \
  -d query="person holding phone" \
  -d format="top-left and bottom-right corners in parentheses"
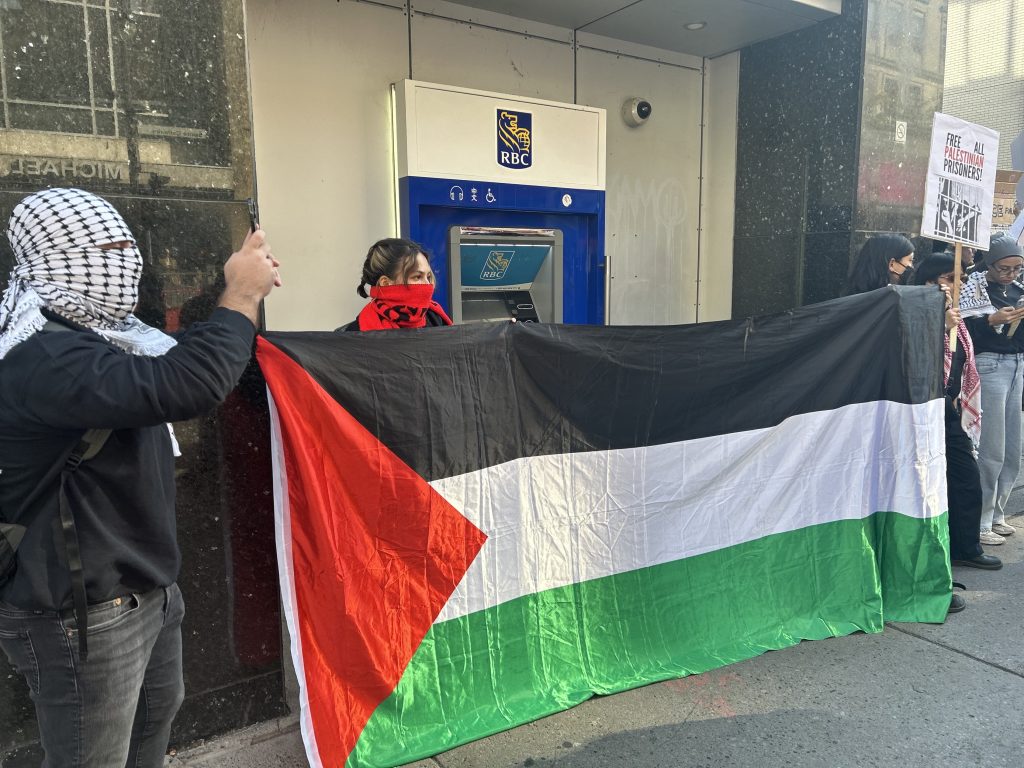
top-left (0, 187), bottom-right (281, 767)
top-left (960, 233), bottom-right (1024, 545)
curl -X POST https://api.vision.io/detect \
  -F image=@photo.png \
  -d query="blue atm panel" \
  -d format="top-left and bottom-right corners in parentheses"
top-left (459, 243), bottom-right (552, 290)
top-left (400, 176), bottom-right (605, 325)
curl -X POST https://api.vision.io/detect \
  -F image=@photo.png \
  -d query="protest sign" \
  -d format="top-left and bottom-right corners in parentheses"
top-left (922, 113), bottom-right (1000, 349)
top-left (921, 112), bottom-right (999, 248)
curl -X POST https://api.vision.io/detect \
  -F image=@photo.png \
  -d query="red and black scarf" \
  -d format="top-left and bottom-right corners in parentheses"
top-left (357, 284), bottom-right (453, 331)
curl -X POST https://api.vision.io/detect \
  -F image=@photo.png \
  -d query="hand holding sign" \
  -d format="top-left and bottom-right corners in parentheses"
top-left (921, 113), bottom-right (999, 250)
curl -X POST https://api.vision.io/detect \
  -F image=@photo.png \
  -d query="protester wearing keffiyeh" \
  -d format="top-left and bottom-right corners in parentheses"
top-left (0, 188), bottom-right (279, 765)
top-left (958, 232), bottom-right (1024, 545)
top-left (0, 187), bottom-right (175, 360)
top-left (910, 250), bottom-right (1002, 572)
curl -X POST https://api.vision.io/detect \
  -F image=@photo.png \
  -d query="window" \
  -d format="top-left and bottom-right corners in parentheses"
top-left (882, 76), bottom-right (900, 113)
top-left (0, 0), bottom-right (231, 166)
top-left (911, 10), bottom-right (926, 54)
top-left (905, 83), bottom-right (923, 108)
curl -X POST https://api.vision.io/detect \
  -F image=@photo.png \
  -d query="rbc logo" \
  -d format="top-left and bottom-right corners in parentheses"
top-left (480, 250), bottom-right (513, 280)
top-left (497, 110), bottom-right (532, 169)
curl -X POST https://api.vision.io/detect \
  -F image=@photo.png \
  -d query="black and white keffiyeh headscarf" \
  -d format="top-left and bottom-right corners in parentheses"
top-left (959, 269), bottom-right (1024, 325)
top-left (0, 187), bottom-right (176, 360)
top-left (959, 271), bottom-right (995, 319)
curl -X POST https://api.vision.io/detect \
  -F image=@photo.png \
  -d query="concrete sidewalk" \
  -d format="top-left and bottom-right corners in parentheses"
top-left (170, 511), bottom-right (1024, 768)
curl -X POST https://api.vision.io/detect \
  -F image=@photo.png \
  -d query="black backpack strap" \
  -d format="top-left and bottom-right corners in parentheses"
top-left (58, 428), bottom-right (111, 663)
top-left (0, 523), bottom-right (26, 589)
top-left (9, 321), bottom-right (113, 661)
top-left (1, 429), bottom-right (91, 590)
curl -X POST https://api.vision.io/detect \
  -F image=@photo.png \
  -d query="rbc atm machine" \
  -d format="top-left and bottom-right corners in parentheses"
top-left (393, 80), bottom-right (607, 325)
top-left (449, 227), bottom-right (562, 323)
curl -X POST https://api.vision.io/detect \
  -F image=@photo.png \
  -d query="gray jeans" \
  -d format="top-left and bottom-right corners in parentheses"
top-left (0, 583), bottom-right (185, 767)
top-left (974, 352), bottom-right (1024, 532)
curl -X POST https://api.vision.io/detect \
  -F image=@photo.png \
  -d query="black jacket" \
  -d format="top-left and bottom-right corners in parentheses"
top-left (964, 279), bottom-right (1024, 355)
top-left (0, 308), bottom-right (255, 610)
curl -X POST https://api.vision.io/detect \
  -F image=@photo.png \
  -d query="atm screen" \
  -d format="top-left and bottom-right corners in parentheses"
top-left (459, 243), bottom-right (553, 291)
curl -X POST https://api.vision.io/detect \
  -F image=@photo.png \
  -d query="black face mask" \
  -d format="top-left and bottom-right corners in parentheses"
top-left (890, 262), bottom-right (914, 285)
top-left (896, 265), bottom-right (915, 285)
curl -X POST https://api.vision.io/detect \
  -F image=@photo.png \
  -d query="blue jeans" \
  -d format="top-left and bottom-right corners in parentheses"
top-left (0, 584), bottom-right (185, 767)
top-left (974, 352), bottom-right (1024, 532)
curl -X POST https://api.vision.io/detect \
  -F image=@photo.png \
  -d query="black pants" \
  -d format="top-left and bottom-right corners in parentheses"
top-left (946, 400), bottom-right (984, 560)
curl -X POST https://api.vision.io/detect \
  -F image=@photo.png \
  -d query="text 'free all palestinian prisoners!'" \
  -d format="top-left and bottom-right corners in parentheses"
top-left (943, 146), bottom-right (984, 181)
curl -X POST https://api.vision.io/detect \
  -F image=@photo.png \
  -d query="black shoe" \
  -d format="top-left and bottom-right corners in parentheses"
top-left (948, 593), bottom-right (966, 614)
top-left (951, 553), bottom-right (1003, 570)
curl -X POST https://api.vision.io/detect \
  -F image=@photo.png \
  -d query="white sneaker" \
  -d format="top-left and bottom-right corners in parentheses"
top-left (980, 530), bottom-right (1005, 545)
top-left (992, 522), bottom-right (1016, 536)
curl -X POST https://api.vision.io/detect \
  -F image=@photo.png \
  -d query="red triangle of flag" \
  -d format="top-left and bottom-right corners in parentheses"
top-left (257, 338), bottom-right (487, 764)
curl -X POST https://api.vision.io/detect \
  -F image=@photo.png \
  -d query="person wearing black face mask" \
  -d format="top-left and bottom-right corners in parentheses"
top-left (846, 233), bottom-right (916, 294)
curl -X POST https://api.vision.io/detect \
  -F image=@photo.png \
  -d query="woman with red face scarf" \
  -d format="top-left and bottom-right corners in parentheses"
top-left (337, 238), bottom-right (453, 331)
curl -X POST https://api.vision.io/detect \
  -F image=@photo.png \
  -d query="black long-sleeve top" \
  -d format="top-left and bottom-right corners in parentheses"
top-left (964, 279), bottom-right (1024, 355)
top-left (0, 307), bottom-right (255, 611)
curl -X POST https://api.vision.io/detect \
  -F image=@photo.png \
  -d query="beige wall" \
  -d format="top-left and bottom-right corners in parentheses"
top-left (247, 0), bottom-right (738, 330)
top-left (411, 11), bottom-right (573, 102)
top-left (248, 0), bottom-right (407, 331)
top-left (699, 52), bottom-right (739, 324)
top-left (578, 45), bottom-right (703, 325)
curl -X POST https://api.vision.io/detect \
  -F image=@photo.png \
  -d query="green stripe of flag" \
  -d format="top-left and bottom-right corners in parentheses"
top-left (350, 512), bottom-right (950, 768)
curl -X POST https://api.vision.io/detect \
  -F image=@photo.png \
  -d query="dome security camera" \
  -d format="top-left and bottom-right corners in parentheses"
top-left (622, 98), bottom-right (653, 127)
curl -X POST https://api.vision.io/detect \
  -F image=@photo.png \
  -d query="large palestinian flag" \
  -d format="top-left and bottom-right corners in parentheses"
top-left (257, 285), bottom-right (951, 768)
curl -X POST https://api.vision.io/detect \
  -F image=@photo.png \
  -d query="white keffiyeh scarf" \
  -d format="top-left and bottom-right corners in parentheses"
top-left (959, 269), bottom-right (1024, 331)
top-left (0, 187), bottom-right (176, 359)
top-left (958, 271), bottom-right (995, 319)
top-left (1, 188), bottom-right (180, 454)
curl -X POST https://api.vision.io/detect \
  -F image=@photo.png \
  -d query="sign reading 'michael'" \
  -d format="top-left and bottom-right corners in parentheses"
top-left (2, 156), bottom-right (127, 182)
top-left (496, 109), bottom-right (532, 169)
